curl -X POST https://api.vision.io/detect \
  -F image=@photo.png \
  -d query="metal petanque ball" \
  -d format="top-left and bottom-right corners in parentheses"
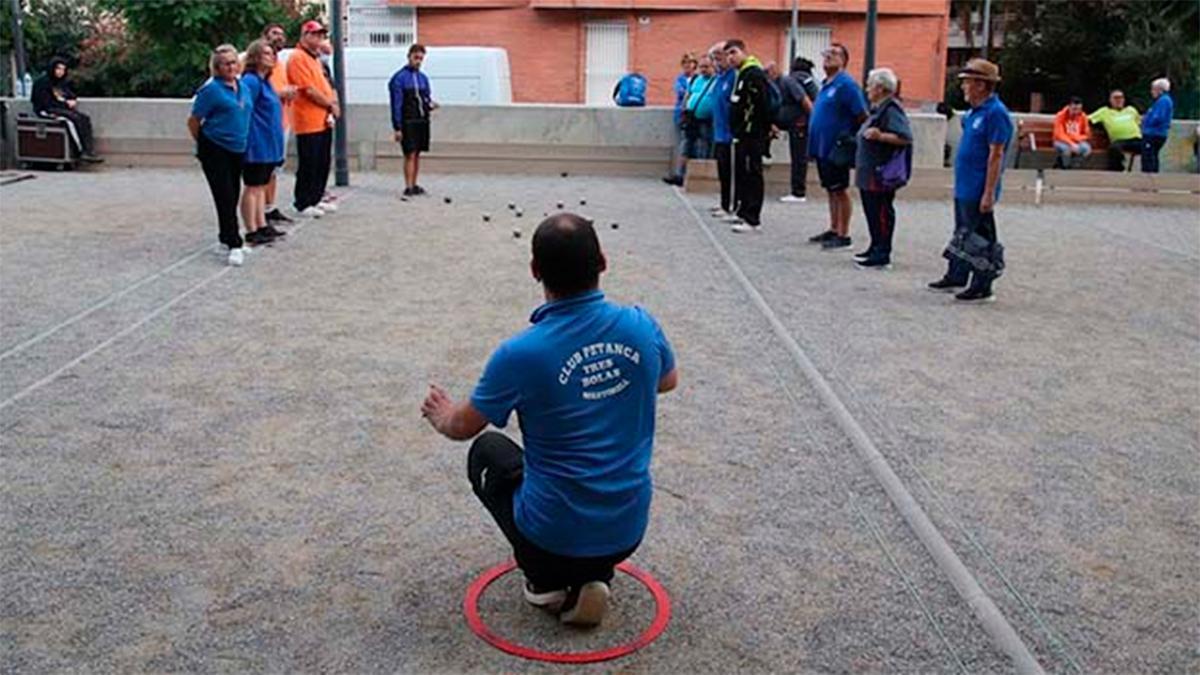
top-left (556, 202), bottom-right (564, 209)
top-left (508, 202), bottom-right (516, 210)
top-left (515, 210), bottom-right (523, 218)
top-left (611, 222), bottom-right (620, 230)
top-left (483, 214), bottom-right (491, 222)
top-left (444, 197), bottom-right (452, 204)
top-left (512, 228), bottom-right (522, 238)
top-left (561, 172), bottom-right (569, 178)
top-left (580, 199), bottom-right (587, 206)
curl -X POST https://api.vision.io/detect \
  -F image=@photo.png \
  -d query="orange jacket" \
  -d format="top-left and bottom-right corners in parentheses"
top-left (1053, 107), bottom-right (1090, 144)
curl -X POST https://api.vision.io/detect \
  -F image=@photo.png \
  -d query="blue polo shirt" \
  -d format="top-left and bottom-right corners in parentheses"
top-left (470, 290), bottom-right (676, 557)
top-left (1141, 93), bottom-right (1174, 138)
top-left (711, 68), bottom-right (737, 143)
top-left (954, 94), bottom-right (1014, 202)
top-left (241, 72), bottom-right (284, 164)
top-left (807, 70), bottom-right (868, 160)
top-left (191, 77), bottom-right (251, 154)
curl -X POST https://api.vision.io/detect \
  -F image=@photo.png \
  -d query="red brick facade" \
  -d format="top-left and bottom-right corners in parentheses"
top-left (401, 0), bottom-right (950, 106)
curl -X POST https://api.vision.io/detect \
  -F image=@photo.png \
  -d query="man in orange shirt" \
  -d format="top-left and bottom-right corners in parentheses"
top-left (262, 22), bottom-right (296, 224)
top-left (1053, 96), bottom-right (1092, 169)
top-left (287, 20), bottom-right (340, 218)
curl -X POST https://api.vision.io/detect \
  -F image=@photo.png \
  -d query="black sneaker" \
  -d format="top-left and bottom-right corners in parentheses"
top-left (260, 225), bottom-right (287, 238)
top-left (856, 256), bottom-right (891, 269)
top-left (928, 278), bottom-right (968, 292)
top-left (852, 248), bottom-right (874, 260)
top-left (413, 185), bottom-right (427, 195)
top-left (402, 187), bottom-right (416, 197)
top-left (821, 235), bottom-right (852, 250)
top-left (808, 230), bottom-right (836, 243)
top-left (244, 230), bottom-right (273, 246)
top-left (265, 208), bottom-right (294, 224)
top-left (661, 175), bottom-right (683, 186)
top-left (955, 287), bottom-right (995, 302)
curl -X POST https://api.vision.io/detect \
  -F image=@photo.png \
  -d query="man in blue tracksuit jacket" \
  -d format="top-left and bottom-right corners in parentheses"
top-left (389, 43), bottom-right (437, 196)
top-left (1140, 78), bottom-right (1174, 174)
top-left (708, 42), bottom-right (739, 218)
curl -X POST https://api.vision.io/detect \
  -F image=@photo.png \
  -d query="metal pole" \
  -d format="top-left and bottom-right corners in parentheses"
top-left (330, 0), bottom-right (350, 187)
top-left (788, 0), bottom-right (799, 66)
top-left (981, 0), bottom-right (993, 60)
top-left (9, 0), bottom-right (29, 96)
top-left (863, 0), bottom-right (877, 84)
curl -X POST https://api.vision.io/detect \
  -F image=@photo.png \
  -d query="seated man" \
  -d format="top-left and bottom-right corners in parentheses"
top-left (1088, 90), bottom-right (1140, 171)
top-left (1052, 96), bottom-right (1091, 169)
top-left (421, 214), bottom-right (677, 627)
top-left (30, 57), bottom-right (102, 163)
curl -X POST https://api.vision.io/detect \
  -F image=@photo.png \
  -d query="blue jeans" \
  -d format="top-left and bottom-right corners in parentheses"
top-left (1053, 140), bottom-right (1091, 168)
top-left (943, 198), bottom-right (1004, 290)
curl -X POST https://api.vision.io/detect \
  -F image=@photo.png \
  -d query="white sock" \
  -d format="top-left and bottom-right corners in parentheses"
top-left (265, 203), bottom-right (276, 212)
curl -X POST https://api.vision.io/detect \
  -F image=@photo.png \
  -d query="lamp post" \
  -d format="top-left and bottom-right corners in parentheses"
top-left (9, 0), bottom-right (29, 96)
top-left (863, 0), bottom-right (877, 83)
top-left (981, 0), bottom-right (993, 59)
top-left (330, 0), bottom-right (350, 186)
top-left (788, 0), bottom-right (799, 65)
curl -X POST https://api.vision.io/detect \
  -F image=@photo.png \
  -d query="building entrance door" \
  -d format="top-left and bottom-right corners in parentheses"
top-left (585, 21), bottom-right (628, 105)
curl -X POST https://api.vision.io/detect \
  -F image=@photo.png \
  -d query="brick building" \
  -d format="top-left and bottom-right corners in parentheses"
top-left (345, 0), bottom-right (950, 107)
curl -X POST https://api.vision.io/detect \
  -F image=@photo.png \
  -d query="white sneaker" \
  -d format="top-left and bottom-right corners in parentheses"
top-left (707, 205), bottom-right (725, 214)
top-left (722, 213), bottom-right (743, 223)
top-left (560, 581), bottom-right (610, 627)
top-left (779, 194), bottom-right (807, 203)
top-left (317, 200), bottom-right (338, 213)
top-left (227, 247), bottom-right (245, 267)
top-left (213, 243), bottom-right (230, 258)
top-left (731, 223), bottom-right (761, 233)
top-left (298, 206), bottom-right (324, 218)
top-left (523, 581), bottom-right (567, 612)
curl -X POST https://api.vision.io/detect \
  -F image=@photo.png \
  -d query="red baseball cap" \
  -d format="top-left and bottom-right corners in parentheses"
top-left (301, 20), bottom-right (327, 34)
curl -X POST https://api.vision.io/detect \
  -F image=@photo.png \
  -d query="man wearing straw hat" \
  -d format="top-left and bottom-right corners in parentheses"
top-left (929, 58), bottom-right (1012, 303)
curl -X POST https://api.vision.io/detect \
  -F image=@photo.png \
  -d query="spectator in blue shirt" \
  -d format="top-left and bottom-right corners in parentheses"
top-left (708, 42), bottom-right (740, 219)
top-left (665, 53), bottom-right (698, 186)
top-left (1140, 78), bottom-right (1174, 174)
top-left (239, 39), bottom-right (287, 247)
top-left (664, 55), bottom-right (717, 185)
top-left (929, 58), bottom-right (1012, 303)
top-left (805, 43), bottom-right (868, 250)
top-left (187, 44), bottom-right (251, 267)
top-left (421, 213), bottom-right (678, 628)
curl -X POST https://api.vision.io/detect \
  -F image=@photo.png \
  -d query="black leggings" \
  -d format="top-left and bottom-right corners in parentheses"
top-left (860, 189), bottom-right (897, 258)
top-left (197, 132), bottom-right (243, 249)
top-left (715, 142), bottom-right (735, 212)
top-left (467, 431), bottom-right (637, 590)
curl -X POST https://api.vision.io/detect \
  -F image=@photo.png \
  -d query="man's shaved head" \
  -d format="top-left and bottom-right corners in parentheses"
top-left (532, 213), bottom-right (607, 297)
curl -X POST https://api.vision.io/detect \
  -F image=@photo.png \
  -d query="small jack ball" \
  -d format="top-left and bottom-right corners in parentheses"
top-left (611, 222), bottom-right (620, 230)
top-left (580, 199), bottom-right (587, 206)
top-left (444, 197), bottom-right (452, 204)
top-left (512, 229), bottom-right (522, 238)
top-left (482, 214), bottom-right (491, 222)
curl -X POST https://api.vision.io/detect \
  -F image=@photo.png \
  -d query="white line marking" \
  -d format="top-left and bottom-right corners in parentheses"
top-left (0, 243), bottom-right (212, 362)
top-left (0, 267), bottom-right (231, 413)
top-left (672, 186), bottom-right (1045, 674)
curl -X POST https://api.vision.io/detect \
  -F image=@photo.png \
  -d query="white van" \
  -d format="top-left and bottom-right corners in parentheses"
top-left (338, 46), bottom-right (512, 105)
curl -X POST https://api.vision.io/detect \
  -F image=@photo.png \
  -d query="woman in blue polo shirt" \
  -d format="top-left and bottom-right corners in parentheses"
top-left (240, 39), bottom-right (287, 246)
top-left (187, 44), bottom-right (251, 267)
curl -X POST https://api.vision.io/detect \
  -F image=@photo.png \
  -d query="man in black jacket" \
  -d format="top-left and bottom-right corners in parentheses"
top-left (724, 40), bottom-right (768, 232)
top-left (31, 57), bottom-right (101, 162)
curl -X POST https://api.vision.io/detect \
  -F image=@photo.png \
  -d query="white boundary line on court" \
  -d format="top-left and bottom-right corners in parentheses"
top-left (0, 243), bottom-right (213, 363)
top-left (672, 186), bottom-right (1045, 675)
top-left (0, 266), bottom-right (231, 413)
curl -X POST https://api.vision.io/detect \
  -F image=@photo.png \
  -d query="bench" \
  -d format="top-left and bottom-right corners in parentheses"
top-left (1015, 117), bottom-right (1135, 172)
top-left (16, 112), bottom-right (78, 170)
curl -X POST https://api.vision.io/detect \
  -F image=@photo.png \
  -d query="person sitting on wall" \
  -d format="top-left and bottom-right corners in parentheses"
top-left (31, 57), bottom-right (102, 163)
top-left (613, 71), bottom-right (648, 107)
top-left (1052, 96), bottom-right (1091, 169)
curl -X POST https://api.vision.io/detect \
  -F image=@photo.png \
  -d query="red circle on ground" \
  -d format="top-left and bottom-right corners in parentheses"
top-left (463, 560), bottom-right (671, 664)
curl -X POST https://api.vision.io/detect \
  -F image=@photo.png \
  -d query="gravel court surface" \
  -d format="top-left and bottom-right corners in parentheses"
top-left (1, 168), bottom-right (1195, 672)
top-left (679, 188), bottom-right (1200, 673)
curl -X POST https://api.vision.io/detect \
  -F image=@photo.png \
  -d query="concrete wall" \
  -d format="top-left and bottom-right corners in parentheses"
top-left (2, 98), bottom-right (1195, 174)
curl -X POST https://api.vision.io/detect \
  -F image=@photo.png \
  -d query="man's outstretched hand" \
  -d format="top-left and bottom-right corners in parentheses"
top-left (421, 383), bottom-right (455, 435)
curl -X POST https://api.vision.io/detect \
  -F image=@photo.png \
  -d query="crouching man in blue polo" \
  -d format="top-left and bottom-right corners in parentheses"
top-left (929, 58), bottom-right (1012, 303)
top-left (421, 213), bottom-right (678, 627)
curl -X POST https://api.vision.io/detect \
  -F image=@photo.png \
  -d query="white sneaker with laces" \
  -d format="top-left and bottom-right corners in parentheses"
top-left (523, 582), bottom-right (567, 612)
top-left (317, 200), bottom-right (338, 213)
top-left (731, 223), bottom-right (761, 233)
top-left (227, 247), bottom-right (245, 267)
top-left (298, 206), bottom-right (324, 218)
top-left (779, 194), bottom-right (807, 203)
top-left (560, 581), bottom-right (610, 627)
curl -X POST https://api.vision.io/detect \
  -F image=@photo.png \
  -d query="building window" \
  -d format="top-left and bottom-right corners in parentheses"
top-left (349, 0), bottom-right (416, 48)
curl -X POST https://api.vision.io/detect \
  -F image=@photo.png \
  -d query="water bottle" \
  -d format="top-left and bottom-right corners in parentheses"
top-left (21, 72), bottom-right (33, 97)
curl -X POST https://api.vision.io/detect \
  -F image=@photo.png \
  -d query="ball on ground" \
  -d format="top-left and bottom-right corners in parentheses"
top-left (556, 202), bottom-right (564, 209)
top-left (512, 228), bottom-right (522, 238)
top-left (482, 214), bottom-right (491, 222)
top-left (561, 172), bottom-right (569, 178)
top-left (611, 222), bottom-right (620, 230)
top-left (508, 202), bottom-right (516, 210)
top-left (515, 210), bottom-right (523, 218)
top-left (444, 197), bottom-right (452, 204)
top-left (580, 199), bottom-right (587, 206)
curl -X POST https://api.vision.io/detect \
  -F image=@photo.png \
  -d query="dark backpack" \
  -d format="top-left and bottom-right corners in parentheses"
top-left (765, 80), bottom-right (783, 125)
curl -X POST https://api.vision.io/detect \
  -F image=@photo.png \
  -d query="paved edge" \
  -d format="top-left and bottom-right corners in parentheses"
top-left (671, 186), bottom-right (1045, 675)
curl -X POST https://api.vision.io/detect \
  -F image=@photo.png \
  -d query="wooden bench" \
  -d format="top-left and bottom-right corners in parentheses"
top-left (1015, 117), bottom-right (1136, 171)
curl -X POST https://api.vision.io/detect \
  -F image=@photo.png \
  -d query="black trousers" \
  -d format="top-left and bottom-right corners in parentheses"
top-left (467, 431), bottom-right (637, 590)
top-left (51, 108), bottom-right (95, 154)
top-left (1141, 135), bottom-right (1166, 174)
top-left (197, 132), bottom-right (243, 249)
top-left (1106, 138), bottom-right (1141, 171)
top-left (944, 198), bottom-right (1003, 292)
top-left (714, 142), bottom-right (735, 212)
top-left (734, 137), bottom-right (765, 226)
top-left (787, 126), bottom-right (809, 198)
top-left (860, 189), bottom-right (897, 258)
top-left (294, 129), bottom-right (332, 210)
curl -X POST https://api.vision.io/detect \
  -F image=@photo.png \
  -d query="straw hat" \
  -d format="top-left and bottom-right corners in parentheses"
top-left (957, 58), bottom-right (1001, 83)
